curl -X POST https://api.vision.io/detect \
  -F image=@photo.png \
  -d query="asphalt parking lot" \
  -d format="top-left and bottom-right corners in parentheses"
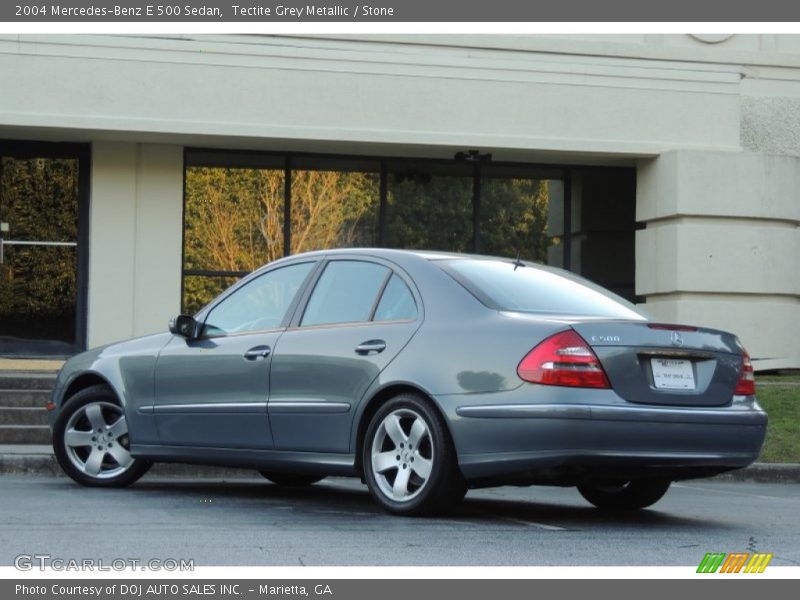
top-left (1, 475), bottom-right (798, 567)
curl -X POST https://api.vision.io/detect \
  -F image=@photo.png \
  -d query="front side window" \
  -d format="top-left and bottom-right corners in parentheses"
top-left (301, 261), bottom-right (390, 327)
top-left (203, 262), bottom-right (314, 335)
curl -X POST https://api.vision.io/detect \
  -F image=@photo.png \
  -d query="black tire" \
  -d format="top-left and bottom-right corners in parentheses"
top-left (362, 393), bottom-right (467, 516)
top-left (259, 472), bottom-right (325, 487)
top-left (577, 479), bottom-right (671, 511)
top-left (52, 384), bottom-right (151, 487)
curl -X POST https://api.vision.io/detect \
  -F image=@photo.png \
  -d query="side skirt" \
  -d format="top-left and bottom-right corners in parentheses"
top-left (130, 444), bottom-right (358, 477)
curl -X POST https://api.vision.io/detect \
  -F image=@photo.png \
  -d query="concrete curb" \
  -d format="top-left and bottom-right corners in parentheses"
top-left (712, 463), bottom-right (800, 484)
top-left (0, 451), bottom-right (265, 479)
top-left (1, 449), bottom-right (798, 482)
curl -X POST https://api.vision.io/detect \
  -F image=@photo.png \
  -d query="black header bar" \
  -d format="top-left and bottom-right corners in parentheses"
top-left (3, 0), bottom-right (800, 22)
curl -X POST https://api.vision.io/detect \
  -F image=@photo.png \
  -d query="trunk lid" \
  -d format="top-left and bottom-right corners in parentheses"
top-left (570, 320), bottom-right (744, 406)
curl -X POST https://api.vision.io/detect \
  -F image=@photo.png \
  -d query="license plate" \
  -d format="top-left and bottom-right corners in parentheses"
top-left (651, 358), bottom-right (695, 390)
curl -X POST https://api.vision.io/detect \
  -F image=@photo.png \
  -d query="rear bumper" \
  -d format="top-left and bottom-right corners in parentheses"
top-left (441, 388), bottom-right (767, 484)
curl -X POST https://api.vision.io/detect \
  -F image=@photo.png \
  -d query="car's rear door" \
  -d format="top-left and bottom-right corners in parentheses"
top-left (153, 261), bottom-right (318, 449)
top-left (268, 257), bottom-right (422, 452)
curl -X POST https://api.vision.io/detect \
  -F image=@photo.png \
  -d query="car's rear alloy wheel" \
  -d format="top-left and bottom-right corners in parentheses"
top-left (363, 393), bottom-right (466, 516)
top-left (258, 472), bottom-right (325, 487)
top-left (577, 478), bottom-right (671, 511)
top-left (53, 385), bottom-right (151, 487)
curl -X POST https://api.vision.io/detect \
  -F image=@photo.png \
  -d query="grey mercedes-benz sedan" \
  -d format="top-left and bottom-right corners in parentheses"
top-left (49, 249), bottom-right (766, 515)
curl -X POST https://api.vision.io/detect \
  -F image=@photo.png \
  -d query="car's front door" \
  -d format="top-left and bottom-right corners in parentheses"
top-left (153, 261), bottom-right (317, 449)
top-left (269, 259), bottom-right (422, 452)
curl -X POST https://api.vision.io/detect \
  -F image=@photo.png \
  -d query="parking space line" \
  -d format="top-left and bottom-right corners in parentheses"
top-left (493, 515), bottom-right (567, 531)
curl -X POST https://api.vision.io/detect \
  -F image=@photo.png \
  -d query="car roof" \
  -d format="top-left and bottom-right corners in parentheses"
top-left (282, 247), bottom-right (510, 263)
top-left (246, 248), bottom-right (557, 286)
top-left (251, 248), bottom-right (556, 281)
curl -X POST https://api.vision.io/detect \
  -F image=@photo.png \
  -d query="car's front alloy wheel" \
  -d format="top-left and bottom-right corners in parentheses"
top-left (53, 385), bottom-right (151, 487)
top-left (363, 393), bottom-right (466, 516)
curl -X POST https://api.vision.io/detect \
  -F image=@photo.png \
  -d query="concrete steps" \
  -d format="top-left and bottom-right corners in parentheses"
top-left (0, 425), bottom-right (51, 444)
top-left (0, 372), bottom-right (57, 390)
top-left (0, 371), bottom-right (56, 445)
top-left (0, 407), bottom-right (49, 425)
top-left (0, 389), bottom-right (51, 407)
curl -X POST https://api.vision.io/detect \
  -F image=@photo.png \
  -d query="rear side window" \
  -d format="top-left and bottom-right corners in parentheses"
top-left (302, 261), bottom-right (390, 326)
top-left (374, 274), bottom-right (417, 321)
top-left (440, 259), bottom-right (645, 319)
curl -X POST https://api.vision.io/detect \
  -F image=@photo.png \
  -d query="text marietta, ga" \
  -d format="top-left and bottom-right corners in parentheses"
top-left (231, 5), bottom-right (394, 17)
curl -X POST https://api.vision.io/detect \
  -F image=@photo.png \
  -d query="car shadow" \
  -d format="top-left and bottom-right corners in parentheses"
top-left (455, 495), bottom-right (713, 530)
top-left (77, 476), bottom-right (738, 532)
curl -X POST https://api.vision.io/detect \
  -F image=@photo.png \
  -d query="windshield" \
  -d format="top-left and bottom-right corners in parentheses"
top-left (440, 259), bottom-right (646, 319)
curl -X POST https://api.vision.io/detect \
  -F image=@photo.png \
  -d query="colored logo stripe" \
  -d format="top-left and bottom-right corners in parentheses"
top-left (697, 552), bottom-right (773, 573)
top-left (720, 553), bottom-right (749, 573)
top-left (697, 553), bottom-right (726, 573)
top-left (744, 553), bottom-right (773, 573)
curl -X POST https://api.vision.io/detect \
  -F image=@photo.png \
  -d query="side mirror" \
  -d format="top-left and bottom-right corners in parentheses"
top-left (169, 314), bottom-right (199, 339)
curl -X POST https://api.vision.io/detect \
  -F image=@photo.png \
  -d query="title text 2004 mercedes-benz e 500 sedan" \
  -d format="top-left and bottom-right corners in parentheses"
top-left (49, 249), bottom-right (766, 515)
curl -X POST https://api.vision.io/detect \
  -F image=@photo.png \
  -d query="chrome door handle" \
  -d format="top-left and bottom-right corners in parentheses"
top-left (355, 340), bottom-right (386, 355)
top-left (244, 345), bottom-right (271, 360)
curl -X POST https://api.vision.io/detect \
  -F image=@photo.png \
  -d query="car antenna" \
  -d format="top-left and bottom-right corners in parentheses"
top-left (513, 249), bottom-right (525, 271)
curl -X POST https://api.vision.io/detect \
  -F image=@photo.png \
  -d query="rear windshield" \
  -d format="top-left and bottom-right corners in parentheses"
top-left (440, 259), bottom-right (646, 319)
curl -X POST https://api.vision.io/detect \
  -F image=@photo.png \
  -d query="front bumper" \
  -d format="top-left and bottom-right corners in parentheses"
top-left (440, 387), bottom-right (767, 484)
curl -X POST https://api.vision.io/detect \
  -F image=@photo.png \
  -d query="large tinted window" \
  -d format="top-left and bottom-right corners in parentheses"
top-left (385, 160), bottom-right (473, 252)
top-left (204, 262), bottom-right (314, 335)
top-left (302, 261), bottom-right (389, 326)
top-left (441, 259), bottom-right (644, 319)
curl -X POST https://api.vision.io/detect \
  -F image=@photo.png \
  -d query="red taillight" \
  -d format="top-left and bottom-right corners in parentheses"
top-left (517, 330), bottom-right (610, 389)
top-left (734, 350), bottom-right (755, 395)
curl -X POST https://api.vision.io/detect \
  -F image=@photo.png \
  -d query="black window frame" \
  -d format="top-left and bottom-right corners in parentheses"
top-left (181, 148), bottom-right (640, 312)
top-left (0, 139), bottom-right (91, 356)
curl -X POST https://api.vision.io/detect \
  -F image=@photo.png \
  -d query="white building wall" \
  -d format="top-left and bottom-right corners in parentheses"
top-left (0, 35), bottom-right (741, 157)
top-left (0, 34), bottom-right (798, 367)
top-left (87, 143), bottom-right (137, 347)
top-left (636, 151), bottom-right (800, 369)
top-left (88, 143), bottom-right (183, 347)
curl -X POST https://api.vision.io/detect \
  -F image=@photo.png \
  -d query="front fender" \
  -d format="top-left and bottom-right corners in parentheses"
top-left (50, 333), bottom-right (174, 445)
